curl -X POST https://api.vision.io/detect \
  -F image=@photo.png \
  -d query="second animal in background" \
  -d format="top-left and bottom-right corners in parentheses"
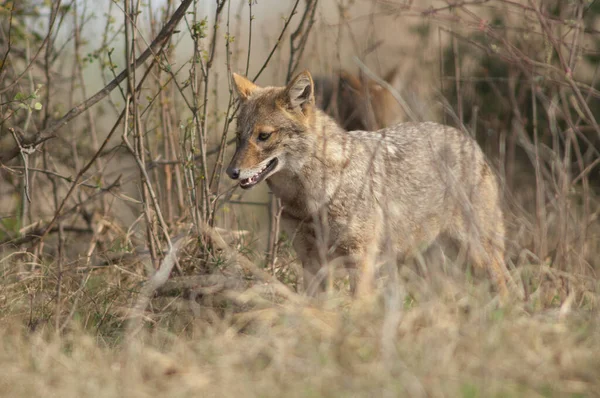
top-left (313, 68), bottom-right (403, 131)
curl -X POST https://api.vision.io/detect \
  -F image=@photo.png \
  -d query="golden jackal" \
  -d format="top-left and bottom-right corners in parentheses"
top-left (226, 70), bottom-right (510, 297)
top-left (314, 69), bottom-right (402, 131)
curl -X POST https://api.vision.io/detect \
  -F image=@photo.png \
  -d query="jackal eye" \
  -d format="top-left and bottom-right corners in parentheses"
top-left (257, 132), bottom-right (272, 142)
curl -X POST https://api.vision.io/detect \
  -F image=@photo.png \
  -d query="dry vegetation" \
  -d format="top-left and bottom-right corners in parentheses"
top-left (0, 0), bottom-right (599, 396)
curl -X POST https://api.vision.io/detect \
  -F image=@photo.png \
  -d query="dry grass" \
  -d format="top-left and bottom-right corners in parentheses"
top-left (1, 222), bottom-right (599, 397)
top-left (0, 277), bottom-right (598, 397)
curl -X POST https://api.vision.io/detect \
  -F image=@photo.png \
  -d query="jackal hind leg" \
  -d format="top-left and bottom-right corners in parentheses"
top-left (450, 163), bottom-right (521, 299)
top-left (468, 235), bottom-right (510, 298)
top-left (450, 202), bottom-right (511, 298)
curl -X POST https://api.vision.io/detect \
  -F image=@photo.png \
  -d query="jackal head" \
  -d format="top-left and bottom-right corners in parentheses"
top-left (226, 71), bottom-right (316, 189)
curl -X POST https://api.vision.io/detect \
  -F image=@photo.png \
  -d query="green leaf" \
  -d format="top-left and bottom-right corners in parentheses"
top-left (33, 102), bottom-right (43, 110)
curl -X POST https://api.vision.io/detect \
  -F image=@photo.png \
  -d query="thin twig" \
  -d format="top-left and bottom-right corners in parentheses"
top-left (9, 128), bottom-right (32, 203)
top-left (252, 0), bottom-right (301, 82)
top-left (0, 0), bottom-right (194, 165)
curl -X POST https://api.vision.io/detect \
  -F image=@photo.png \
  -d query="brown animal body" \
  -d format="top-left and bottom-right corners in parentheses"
top-left (313, 69), bottom-right (402, 132)
top-left (226, 70), bottom-right (511, 297)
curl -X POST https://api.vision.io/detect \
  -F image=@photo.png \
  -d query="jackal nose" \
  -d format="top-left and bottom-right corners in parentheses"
top-left (227, 167), bottom-right (240, 180)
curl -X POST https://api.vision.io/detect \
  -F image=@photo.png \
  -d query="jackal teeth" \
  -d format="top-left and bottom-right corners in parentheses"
top-left (238, 158), bottom-right (278, 189)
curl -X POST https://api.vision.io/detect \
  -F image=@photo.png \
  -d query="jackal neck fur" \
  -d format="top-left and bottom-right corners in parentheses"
top-left (265, 107), bottom-right (351, 220)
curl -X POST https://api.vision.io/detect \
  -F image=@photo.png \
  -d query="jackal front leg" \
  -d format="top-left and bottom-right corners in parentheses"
top-left (302, 257), bottom-right (327, 297)
top-left (344, 246), bottom-right (377, 297)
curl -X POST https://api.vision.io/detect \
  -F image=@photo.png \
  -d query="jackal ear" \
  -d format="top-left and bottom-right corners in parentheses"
top-left (285, 70), bottom-right (314, 110)
top-left (232, 73), bottom-right (258, 100)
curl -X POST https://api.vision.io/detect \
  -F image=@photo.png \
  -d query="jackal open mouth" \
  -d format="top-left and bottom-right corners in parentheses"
top-left (240, 158), bottom-right (278, 189)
